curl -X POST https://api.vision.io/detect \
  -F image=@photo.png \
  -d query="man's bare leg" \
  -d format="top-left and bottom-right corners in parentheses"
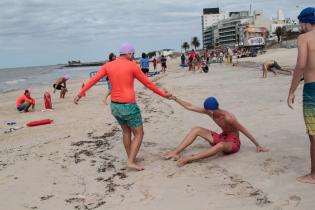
top-left (127, 126), bottom-right (144, 171)
top-left (121, 125), bottom-right (131, 158)
top-left (163, 127), bottom-right (213, 160)
top-left (177, 142), bottom-right (232, 167)
top-left (297, 135), bottom-right (315, 184)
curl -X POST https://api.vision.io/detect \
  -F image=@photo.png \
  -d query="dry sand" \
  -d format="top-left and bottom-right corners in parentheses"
top-left (0, 48), bottom-right (314, 210)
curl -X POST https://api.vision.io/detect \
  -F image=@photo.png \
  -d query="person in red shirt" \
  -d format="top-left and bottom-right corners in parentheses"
top-left (74, 43), bottom-right (172, 171)
top-left (16, 89), bottom-right (35, 112)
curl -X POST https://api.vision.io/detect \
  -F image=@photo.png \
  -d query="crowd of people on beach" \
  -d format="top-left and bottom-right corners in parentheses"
top-left (13, 7), bottom-right (315, 184)
top-left (179, 46), bottom-right (261, 73)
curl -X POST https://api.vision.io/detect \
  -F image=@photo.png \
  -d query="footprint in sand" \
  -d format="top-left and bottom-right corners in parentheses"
top-left (288, 195), bottom-right (301, 207)
top-left (261, 158), bottom-right (287, 176)
top-left (262, 156), bottom-right (300, 176)
top-left (185, 184), bottom-right (194, 193)
top-left (143, 141), bottom-right (158, 148)
top-left (139, 189), bottom-right (155, 201)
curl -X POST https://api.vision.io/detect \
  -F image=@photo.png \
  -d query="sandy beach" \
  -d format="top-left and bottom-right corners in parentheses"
top-left (0, 48), bottom-right (314, 210)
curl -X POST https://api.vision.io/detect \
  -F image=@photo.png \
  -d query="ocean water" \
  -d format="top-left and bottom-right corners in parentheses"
top-left (0, 65), bottom-right (101, 93)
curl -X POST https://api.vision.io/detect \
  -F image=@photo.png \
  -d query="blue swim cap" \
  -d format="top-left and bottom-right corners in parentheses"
top-left (298, 7), bottom-right (315, 24)
top-left (203, 97), bottom-right (219, 110)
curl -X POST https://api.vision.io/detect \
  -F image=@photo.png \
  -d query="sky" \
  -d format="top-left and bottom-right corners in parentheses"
top-left (0, 0), bottom-right (313, 68)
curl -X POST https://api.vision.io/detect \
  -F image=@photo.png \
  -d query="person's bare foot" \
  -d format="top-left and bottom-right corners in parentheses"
top-left (296, 174), bottom-right (315, 184)
top-left (177, 157), bottom-right (191, 167)
top-left (127, 162), bottom-right (144, 171)
top-left (163, 151), bottom-right (180, 160)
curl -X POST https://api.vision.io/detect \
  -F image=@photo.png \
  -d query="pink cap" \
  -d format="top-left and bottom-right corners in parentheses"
top-left (119, 42), bottom-right (135, 54)
top-left (63, 75), bottom-right (70, 80)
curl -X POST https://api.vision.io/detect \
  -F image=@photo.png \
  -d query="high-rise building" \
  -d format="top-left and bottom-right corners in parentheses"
top-left (202, 8), bottom-right (226, 48)
top-left (277, 9), bottom-right (285, 21)
top-left (203, 10), bottom-right (270, 49)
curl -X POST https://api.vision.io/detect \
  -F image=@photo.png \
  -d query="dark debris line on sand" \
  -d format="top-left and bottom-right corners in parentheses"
top-left (66, 127), bottom-right (132, 210)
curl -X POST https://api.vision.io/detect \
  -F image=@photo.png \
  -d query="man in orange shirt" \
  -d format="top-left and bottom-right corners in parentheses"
top-left (74, 43), bottom-right (172, 170)
top-left (16, 89), bottom-right (35, 112)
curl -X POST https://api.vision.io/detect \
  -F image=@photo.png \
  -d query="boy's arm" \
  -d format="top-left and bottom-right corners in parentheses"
top-left (228, 117), bottom-right (268, 152)
top-left (172, 96), bottom-right (207, 114)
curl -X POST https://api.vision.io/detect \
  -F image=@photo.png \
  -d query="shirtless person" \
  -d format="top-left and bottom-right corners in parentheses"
top-left (262, 60), bottom-right (282, 78)
top-left (164, 96), bottom-right (268, 166)
top-left (287, 7), bottom-right (315, 184)
top-left (53, 75), bottom-right (70, 98)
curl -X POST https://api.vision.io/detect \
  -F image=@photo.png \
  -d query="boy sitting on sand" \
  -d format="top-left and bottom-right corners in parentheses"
top-left (164, 96), bottom-right (268, 166)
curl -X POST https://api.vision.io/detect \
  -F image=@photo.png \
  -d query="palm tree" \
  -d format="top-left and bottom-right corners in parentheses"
top-left (191, 37), bottom-right (200, 49)
top-left (181, 42), bottom-right (190, 52)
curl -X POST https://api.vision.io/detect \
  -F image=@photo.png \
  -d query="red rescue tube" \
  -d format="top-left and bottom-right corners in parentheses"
top-left (26, 119), bottom-right (53, 127)
top-left (44, 92), bottom-right (52, 109)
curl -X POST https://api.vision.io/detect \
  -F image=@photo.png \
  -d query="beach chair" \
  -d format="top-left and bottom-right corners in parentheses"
top-left (89, 71), bottom-right (107, 83)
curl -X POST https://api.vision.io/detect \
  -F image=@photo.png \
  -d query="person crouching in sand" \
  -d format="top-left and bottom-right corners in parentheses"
top-left (53, 75), bottom-right (70, 98)
top-left (16, 89), bottom-right (35, 112)
top-left (164, 96), bottom-right (268, 166)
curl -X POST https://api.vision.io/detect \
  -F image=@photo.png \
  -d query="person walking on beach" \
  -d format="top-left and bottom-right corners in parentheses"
top-left (152, 57), bottom-right (157, 71)
top-left (53, 75), bottom-right (70, 98)
top-left (160, 55), bottom-right (167, 72)
top-left (163, 96), bottom-right (268, 166)
top-left (181, 53), bottom-right (186, 67)
top-left (103, 52), bottom-right (116, 104)
top-left (140, 53), bottom-right (150, 75)
top-left (16, 89), bottom-right (35, 112)
top-left (287, 7), bottom-right (315, 184)
top-left (74, 43), bottom-right (172, 171)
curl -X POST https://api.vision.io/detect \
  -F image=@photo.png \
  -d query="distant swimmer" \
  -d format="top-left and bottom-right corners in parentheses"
top-left (53, 75), bottom-right (70, 98)
top-left (163, 96), bottom-right (268, 167)
top-left (74, 43), bottom-right (172, 171)
top-left (288, 7), bottom-right (315, 184)
top-left (16, 89), bottom-right (35, 112)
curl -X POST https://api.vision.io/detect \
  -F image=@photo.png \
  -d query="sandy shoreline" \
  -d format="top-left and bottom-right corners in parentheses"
top-left (1, 48), bottom-right (314, 210)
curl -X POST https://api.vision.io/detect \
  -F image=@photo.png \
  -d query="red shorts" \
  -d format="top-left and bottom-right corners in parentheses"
top-left (210, 131), bottom-right (241, 154)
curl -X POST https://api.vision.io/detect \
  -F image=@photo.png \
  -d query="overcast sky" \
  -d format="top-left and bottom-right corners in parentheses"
top-left (0, 0), bottom-right (313, 68)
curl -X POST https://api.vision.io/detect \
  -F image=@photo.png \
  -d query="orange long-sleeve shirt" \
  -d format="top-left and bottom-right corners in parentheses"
top-left (79, 57), bottom-right (167, 102)
top-left (16, 95), bottom-right (35, 107)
